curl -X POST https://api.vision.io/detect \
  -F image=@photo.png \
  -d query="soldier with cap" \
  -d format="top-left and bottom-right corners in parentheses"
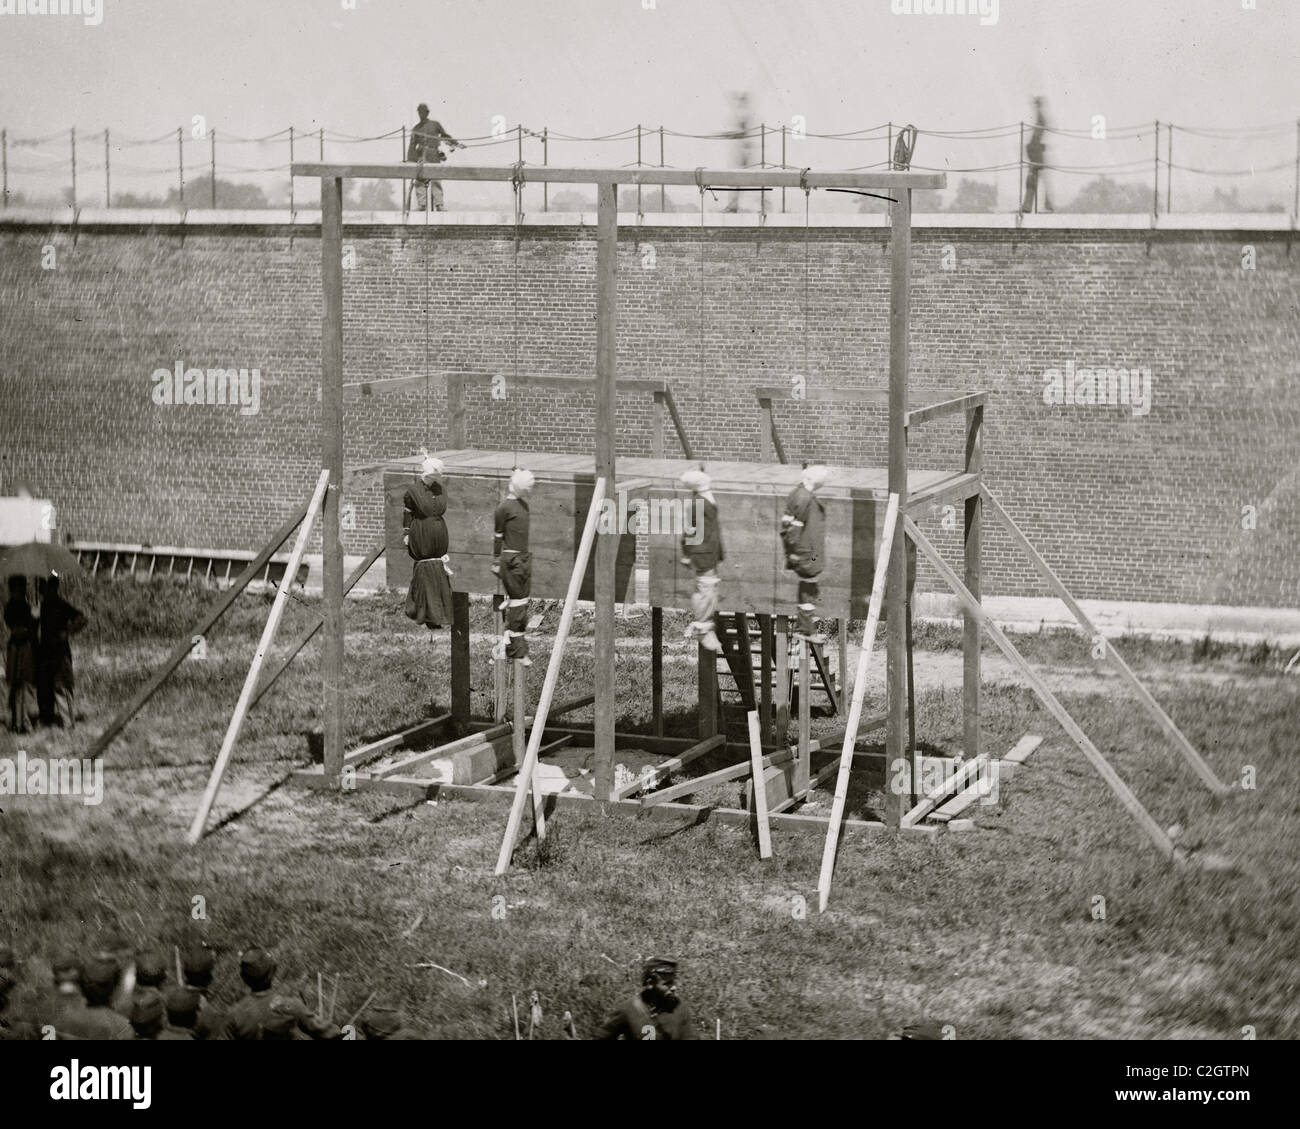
top-left (405, 102), bottom-right (463, 213)
top-left (163, 985), bottom-right (203, 1036)
top-left (678, 470), bottom-right (725, 654)
top-left (180, 940), bottom-right (227, 1040)
top-left (360, 1005), bottom-right (422, 1041)
top-left (129, 987), bottom-right (192, 1040)
top-left (57, 952), bottom-right (133, 1040)
top-left (492, 468), bottom-right (536, 665)
top-left (594, 957), bottom-right (696, 1040)
top-left (780, 462), bottom-right (832, 644)
top-left (224, 948), bottom-right (342, 1040)
top-left (133, 946), bottom-right (168, 991)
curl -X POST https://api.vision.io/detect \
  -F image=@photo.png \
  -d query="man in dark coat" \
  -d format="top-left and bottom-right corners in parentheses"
top-left (678, 469), bottom-right (724, 654)
top-left (492, 468), bottom-right (535, 665)
top-left (594, 958), bottom-right (697, 1040)
top-left (224, 948), bottom-right (340, 1041)
top-left (404, 456), bottom-right (454, 629)
top-left (35, 572), bottom-right (86, 728)
top-left (4, 575), bottom-right (39, 733)
top-left (780, 463), bottom-right (831, 643)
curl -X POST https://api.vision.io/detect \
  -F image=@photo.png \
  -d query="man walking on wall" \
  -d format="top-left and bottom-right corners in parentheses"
top-left (406, 102), bottom-right (463, 214)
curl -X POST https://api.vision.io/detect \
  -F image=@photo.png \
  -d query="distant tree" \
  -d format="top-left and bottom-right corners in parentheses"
top-left (946, 179), bottom-right (999, 213)
top-left (550, 189), bottom-right (595, 212)
top-left (1066, 176), bottom-right (1150, 214)
top-left (112, 191), bottom-right (164, 207)
top-left (164, 175), bottom-right (270, 209)
top-left (346, 179), bottom-right (397, 210)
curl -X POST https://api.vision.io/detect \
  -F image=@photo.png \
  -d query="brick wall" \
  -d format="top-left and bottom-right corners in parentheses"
top-left (1, 217), bottom-right (1296, 607)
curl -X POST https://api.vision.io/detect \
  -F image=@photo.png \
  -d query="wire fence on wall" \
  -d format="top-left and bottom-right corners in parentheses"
top-left (1, 118), bottom-right (1297, 216)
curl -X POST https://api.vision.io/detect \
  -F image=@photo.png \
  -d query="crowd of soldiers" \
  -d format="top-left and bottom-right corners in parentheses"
top-left (0, 939), bottom-right (419, 1041)
top-left (0, 938), bottom-right (701, 1041)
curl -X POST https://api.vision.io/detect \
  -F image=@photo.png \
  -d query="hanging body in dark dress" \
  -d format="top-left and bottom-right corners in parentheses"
top-left (403, 477), bottom-right (454, 629)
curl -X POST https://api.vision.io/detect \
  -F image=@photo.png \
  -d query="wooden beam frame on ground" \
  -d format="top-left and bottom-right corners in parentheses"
top-left (905, 516), bottom-right (1180, 862)
top-left (188, 469), bottom-right (331, 844)
top-left (981, 487), bottom-right (1228, 796)
top-left (641, 746), bottom-right (796, 807)
top-left (496, 477), bottom-right (608, 873)
top-left (613, 734), bottom-right (724, 800)
top-left (343, 713), bottom-right (452, 769)
top-left (818, 493), bottom-right (899, 912)
top-left (900, 754), bottom-right (989, 828)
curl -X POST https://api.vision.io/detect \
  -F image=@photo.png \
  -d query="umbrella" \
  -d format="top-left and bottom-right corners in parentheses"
top-left (0, 541), bottom-right (84, 580)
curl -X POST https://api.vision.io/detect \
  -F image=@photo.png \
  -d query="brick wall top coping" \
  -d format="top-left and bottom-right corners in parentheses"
top-left (2, 207), bottom-right (1296, 233)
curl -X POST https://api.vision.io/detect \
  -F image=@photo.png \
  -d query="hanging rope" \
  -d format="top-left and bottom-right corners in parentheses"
top-left (697, 170), bottom-right (706, 398)
top-left (802, 171), bottom-right (811, 424)
top-left (423, 173), bottom-right (431, 442)
top-left (510, 162), bottom-right (525, 467)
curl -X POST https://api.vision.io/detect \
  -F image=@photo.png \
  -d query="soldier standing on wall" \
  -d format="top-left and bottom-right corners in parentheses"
top-left (406, 102), bottom-right (463, 214)
top-left (1021, 96), bottom-right (1053, 213)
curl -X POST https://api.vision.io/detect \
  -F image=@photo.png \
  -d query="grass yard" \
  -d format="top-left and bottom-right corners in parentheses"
top-left (2, 576), bottom-right (1297, 1039)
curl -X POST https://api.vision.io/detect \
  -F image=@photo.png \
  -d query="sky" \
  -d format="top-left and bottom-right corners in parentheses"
top-left (1, 0), bottom-right (1297, 208)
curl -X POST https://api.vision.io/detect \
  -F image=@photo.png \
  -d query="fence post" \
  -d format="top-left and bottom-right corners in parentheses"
top-left (1152, 121), bottom-right (1160, 218)
top-left (1294, 119), bottom-right (1299, 220)
top-left (319, 128), bottom-right (324, 161)
top-left (289, 126), bottom-right (294, 213)
top-left (1166, 123), bottom-right (1173, 214)
top-left (636, 123), bottom-right (642, 216)
top-left (2, 129), bottom-right (7, 208)
top-left (70, 126), bottom-right (76, 211)
top-left (210, 129), bottom-right (217, 208)
top-left (104, 128), bottom-right (110, 208)
top-left (759, 123), bottom-right (766, 217)
top-left (781, 124), bottom-right (787, 212)
top-left (659, 125), bottom-right (665, 212)
top-left (887, 121), bottom-right (892, 169)
top-left (178, 126), bottom-right (184, 209)
top-left (542, 126), bottom-right (548, 212)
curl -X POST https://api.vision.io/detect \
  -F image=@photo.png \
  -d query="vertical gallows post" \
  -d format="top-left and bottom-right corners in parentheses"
top-left (886, 186), bottom-right (912, 823)
top-left (593, 180), bottom-right (618, 801)
top-left (321, 176), bottom-right (346, 787)
top-left (964, 403), bottom-right (983, 760)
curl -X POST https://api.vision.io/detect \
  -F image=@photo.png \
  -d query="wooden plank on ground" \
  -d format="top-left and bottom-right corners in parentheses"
top-left (343, 714), bottom-right (452, 768)
top-left (900, 754), bottom-right (988, 828)
top-left (613, 735), bottom-right (724, 800)
top-left (376, 722), bottom-right (511, 777)
top-left (642, 747), bottom-right (795, 807)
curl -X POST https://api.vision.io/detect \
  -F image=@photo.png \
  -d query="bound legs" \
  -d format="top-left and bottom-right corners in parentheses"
top-left (686, 570), bottom-right (723, 653)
